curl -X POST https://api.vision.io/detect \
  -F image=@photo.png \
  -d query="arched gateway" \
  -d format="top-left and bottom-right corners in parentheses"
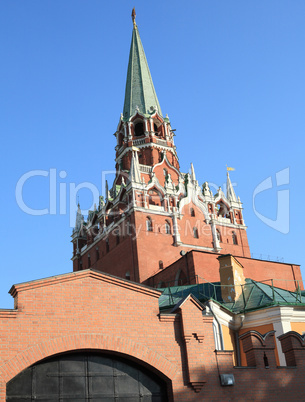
top-left (6, 352), bottom-right (168, 401)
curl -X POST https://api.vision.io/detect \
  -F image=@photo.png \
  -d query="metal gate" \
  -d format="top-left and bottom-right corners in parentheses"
top-left (6, 352), bottom-right (168, 401)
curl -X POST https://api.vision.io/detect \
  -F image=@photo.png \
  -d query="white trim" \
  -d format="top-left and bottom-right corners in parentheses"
top-left (177, 242), bottom-right (215, 252)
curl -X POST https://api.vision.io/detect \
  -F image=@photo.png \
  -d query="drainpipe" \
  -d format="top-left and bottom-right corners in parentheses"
top-left (206, 301), bottom-right (224, 351)
top-left (234, 314), bottom-right (245, 366)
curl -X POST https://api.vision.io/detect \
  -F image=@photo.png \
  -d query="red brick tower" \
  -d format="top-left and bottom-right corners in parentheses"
top-left (71, 11), bottom-right (250, 283)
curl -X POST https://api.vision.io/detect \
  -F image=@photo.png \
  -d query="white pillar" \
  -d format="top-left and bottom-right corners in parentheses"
top-left (273, 316), bottom-right (291, 366)
top-left (211, 219), bottom-right (221, 251)
top-left (172, 213), bottom-right (181, 245)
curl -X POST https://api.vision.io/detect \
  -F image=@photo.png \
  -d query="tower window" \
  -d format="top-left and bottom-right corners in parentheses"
top-left (165, 220), bottom-right (171, 235)
top-left (159, 260), bottom-right (164, 270)
top-left (134, 122), bottom-right (144, 137)
top-left (125, 271), bottom-right (131, 280)
top-left (88, 254), bottom-right (91, 268)
top-left (232, 232), bottom-right (238, 245)
top-left (96, 247), bottom-right (100, 260)
top-left (193, 227), bottom-right (199, 239)
top-left (190, 208), bottom-right (195, 217)
top-left (146, 217), bottom-right (153, 232)
top-left (106, 238), bottom-right (110, 253)
top-left (154, 123), bottom-right (158, 133)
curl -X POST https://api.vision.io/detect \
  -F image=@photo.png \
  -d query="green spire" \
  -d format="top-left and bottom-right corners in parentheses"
top-left (123, 10), bottom-right (162, 120)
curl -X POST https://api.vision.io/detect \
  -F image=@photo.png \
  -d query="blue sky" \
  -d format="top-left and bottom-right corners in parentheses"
top-left (0, 1), bottom-right (304, 308)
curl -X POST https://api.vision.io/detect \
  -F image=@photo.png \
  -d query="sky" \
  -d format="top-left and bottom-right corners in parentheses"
top-left (0, 1), bottom-right (304, 308)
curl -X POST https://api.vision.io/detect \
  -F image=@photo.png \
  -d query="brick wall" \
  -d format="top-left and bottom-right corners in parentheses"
top-left (148, 250), bottom-right (303, 292)
top-left (1, 270), bottom-right (305, 401)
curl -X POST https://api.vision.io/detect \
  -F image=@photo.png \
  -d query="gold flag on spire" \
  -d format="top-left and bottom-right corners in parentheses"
top-left (227, 166), bottom-right (235, 171)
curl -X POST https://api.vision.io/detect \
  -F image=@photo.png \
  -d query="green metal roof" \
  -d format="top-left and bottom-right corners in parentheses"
top-left (123, 24), bottom-right (162, 120)
top-left (158, 279), bottom-right (305, 314)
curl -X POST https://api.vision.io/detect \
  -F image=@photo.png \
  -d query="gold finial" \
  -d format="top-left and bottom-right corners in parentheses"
top-left (131, 7), bottom-right (137, 27)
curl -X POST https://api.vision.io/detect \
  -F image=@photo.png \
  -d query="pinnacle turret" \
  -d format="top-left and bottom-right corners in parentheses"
top-left (74, 204), bottom-right (84, 232)
top-left (226, 171), bottom-right (237, 202)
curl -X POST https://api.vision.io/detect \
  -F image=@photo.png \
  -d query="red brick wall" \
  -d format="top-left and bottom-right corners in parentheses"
top-left (1, 270), bottom-right (305, 401)
top-left (147, 250), bottom-right (303, 291)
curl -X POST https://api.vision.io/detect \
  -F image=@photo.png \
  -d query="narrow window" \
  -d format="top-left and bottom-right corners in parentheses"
top-left (116, 234), bottom-right (120, 246)
top-left (96, 247), bottom-right (100, 260)
top-left (88, 254), bottom-right (91, 268)
top-left (232, 232), bottom-right (238, 245)
top-left (263, 353), bottom-right (269, 368)
top-left (190, 208), bottom-right (195, 217)
top-left (154, 123), bottom-right (158, 133)
top-left (134, 122), bottom-right (144, 137)
top-left (127, 221), bottom-right (131, 236)
top-left (146, 217), bottom-right (153, 232)
top-left (165, 220), bottom-right (171, 235)
top-left (159, 260), bottom-right (164, 270)
top-left (193, 227), bottom-right (199, 239)
top-left (106, 238), bottom-right (110, 253)
top-left (125, 271), bottom-right (131, 280)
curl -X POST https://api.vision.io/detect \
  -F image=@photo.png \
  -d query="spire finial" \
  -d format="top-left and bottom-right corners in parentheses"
top-left (131, 7), bottom-right (137, 27)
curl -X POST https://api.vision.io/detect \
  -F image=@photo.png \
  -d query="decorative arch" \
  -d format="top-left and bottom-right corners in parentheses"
top-left (0, 333), bottom-right (177, 388)
top-left (152, 153), bottom-right (180, 179)
top-left (215, 199), bottom-right (230, 218)
top-left (178, 192), bottom-right (209, 221)
top-left (146, 176), bottom-right (166, 196)
top-left (148, 188), bottom-right (163, 206)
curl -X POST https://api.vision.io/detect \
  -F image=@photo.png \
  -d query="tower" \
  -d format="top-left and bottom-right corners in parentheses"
top-left (71, 10), bottom-right (250, 284)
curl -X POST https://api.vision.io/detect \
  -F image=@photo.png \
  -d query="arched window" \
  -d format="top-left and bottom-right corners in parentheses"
top-left (154, 123), bottom-right (158, 133)
top-left (193, 227), bottom-right (199, 239)
top-left (134, 122), bottom-right (144, 137)
top-left (146, 217), bottom-right (153, 232)
top-left (148, 189), bottom-right (162, 206)
top-left (190, 208), bottom-right (195, 217)
top-left (165, 220), bottom-right (171, 235)
top-left (232, 232), bottom-right (238, 245)
top-left (216, 229), bottom-right (222, 242)
top-left (125, 271), bottom-right (131, 280)
top-left (159, 260), bottom-right (164, 270)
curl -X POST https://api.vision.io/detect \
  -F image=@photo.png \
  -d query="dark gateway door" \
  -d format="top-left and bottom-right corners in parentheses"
top-left (6, 352), bottom-right (168, 401)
